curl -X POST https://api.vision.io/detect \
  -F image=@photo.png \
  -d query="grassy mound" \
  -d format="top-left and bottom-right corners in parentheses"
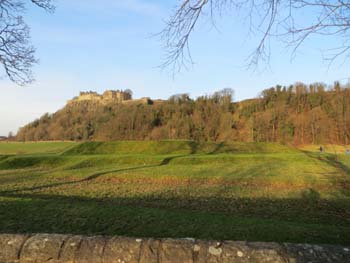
top-left (0, 141), bottom-right (349, 245)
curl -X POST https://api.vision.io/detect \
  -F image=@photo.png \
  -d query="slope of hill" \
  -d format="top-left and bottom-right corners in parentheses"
top-left (16, 82), bottom-right (350, 145)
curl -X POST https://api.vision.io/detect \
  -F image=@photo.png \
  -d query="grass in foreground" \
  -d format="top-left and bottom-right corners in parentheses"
top-left (0, 141), bottom-right (349, 245)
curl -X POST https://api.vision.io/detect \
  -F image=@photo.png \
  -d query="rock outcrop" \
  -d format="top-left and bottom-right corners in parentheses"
top-left (0, 234), bottom-right (349, 263)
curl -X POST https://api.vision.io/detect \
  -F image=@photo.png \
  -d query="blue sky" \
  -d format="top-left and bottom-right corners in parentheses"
top-left (0, 0), bottom-right (349, 135)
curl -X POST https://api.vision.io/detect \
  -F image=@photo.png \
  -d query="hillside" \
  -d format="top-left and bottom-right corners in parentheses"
top-left (16, 82), bottom-right (350, 145)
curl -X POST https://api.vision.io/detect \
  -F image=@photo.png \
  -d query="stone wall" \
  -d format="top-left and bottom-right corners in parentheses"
top-left (0, 234), bottom-right (349, 263)
top-left (122, 97), bottom-right (153, 105)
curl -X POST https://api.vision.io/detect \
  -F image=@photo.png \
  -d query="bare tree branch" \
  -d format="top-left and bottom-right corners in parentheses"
top-left (0, 0), bottom-right (54, 85)
top-left (161, 0), bottom-right (350, 71)
top-left (31, 0), bottom-right (54, 12)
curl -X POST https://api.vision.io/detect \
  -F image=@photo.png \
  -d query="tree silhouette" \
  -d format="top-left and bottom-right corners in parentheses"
top-left (0, 0), bottom-right (54, 85)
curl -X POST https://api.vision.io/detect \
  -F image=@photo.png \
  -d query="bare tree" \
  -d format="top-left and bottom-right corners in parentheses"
top-left (0, 0), bottom-right (54, 85)
top-left (161, 0), bottom-right (350, 71)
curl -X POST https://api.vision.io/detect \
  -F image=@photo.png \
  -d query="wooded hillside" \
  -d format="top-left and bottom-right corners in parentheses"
top-left (16, 82), bottom-right (350, 145)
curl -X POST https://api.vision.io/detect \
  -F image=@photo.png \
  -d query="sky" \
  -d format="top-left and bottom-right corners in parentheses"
top-left (0, 0), bottom-right (349, 136)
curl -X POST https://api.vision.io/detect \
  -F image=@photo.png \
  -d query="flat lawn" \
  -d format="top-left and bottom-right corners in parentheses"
top-left (0, 141), bottom-right (349, 245)
top-left (0, 141), bottom-right (76, 155)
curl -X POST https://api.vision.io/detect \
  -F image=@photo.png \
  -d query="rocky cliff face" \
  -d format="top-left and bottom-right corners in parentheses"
top-left (0, 234), bottom-right (349, 263)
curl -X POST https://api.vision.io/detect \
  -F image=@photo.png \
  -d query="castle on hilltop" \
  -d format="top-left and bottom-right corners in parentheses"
top-left (68, 90), bottom-right (152, 105)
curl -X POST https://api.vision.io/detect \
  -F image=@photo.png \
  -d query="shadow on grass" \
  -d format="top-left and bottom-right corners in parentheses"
top-left (189, 141), bottom-right (198, 154)
top-left (324, 155), bottom-right (350, 175)
top-left (0, 154), bottom-right (190, 195)
top-left (160, 154), bottom-right (190, 165)
top-left (0, 155), bottom-right (10, 162)
top-left (0, 189), bottom-right (350, 245)
top-left (302, 151), bottom-right (350, 175)
top-left (209, 142), bottom-right (225, 155)
top-left (0, 164), bottom-right (159, 194)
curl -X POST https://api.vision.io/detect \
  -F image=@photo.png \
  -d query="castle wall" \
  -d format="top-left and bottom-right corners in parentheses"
top-left (67, 90), bottom-right (151, 105)
top-left (122, 97), bottom-right (152, 105)
top-left (77, 94), bottom-right (102, 102)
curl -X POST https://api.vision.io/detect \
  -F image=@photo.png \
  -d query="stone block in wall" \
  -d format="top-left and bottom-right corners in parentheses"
top-left (193, 240), bottom-right (223, 263)
top-left (192, 240), bottom-right (207, 263)
top-left (74, 236), bottom-right (106, 263)
top-left (160, 239), bottom-right (193, 263)
top-left (20, 234), bottom-right (68, 263)
top-left (0, 234), bottom-right (30, 263)
top-left (245, 242), bottom-right (287, 263)
top-left (221, 241), bottom-right (286, 263)
top-left (283, 243), bottom-right (350, 263)
top-left (103, 237), bottom-right (142, 263)
top-left (139, 239), bottom-right (161, 263)
top-left (221, 241), bottom-right (250, 263)
top-left (59, 235), bottom-right (83, 263)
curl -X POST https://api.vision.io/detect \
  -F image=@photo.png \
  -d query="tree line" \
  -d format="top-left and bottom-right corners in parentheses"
top-left (16, 83), bottom-right (350, 145)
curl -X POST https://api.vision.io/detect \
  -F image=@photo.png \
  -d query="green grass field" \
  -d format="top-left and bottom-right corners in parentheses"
top-left (0, 141), bottom-right (349, 245)
top-left (0, 141), bottom-right (76, 155)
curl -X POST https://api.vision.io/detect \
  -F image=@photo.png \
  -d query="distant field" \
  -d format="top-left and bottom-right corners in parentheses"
top-left (299, 144), bottom-right (350, 154)
top-left (0, 141), bottom-right (76, 155)
top-left (0, 141), bottom-right (349, 245)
